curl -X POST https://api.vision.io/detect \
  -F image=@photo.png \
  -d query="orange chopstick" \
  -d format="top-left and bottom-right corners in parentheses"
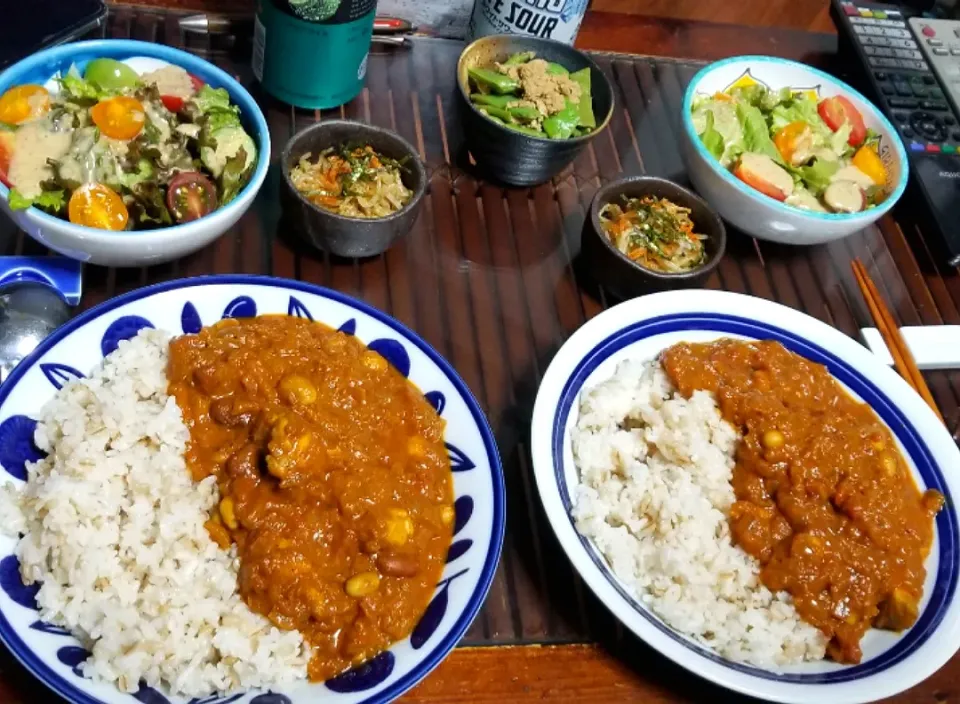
top-left (851, 259), bottom-right (944, 424)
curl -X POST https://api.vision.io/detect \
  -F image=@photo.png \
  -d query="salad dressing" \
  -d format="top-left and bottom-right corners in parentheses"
top-left (8, 123), bottom-right (70, 198)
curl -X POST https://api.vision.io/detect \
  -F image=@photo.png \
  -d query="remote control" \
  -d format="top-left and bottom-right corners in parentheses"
top-left (832, 0), bottom-right (960, 266)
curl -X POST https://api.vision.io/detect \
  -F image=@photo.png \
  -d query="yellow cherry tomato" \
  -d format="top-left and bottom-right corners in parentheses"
top-left (773, 121), bottom-right (810, 164)
top-left (851, 145), bottom-right (888, 186)
top-left (90, 96), bottom-right (145, 141)
top-left (0, 85), bottom-right (51, 125)
top-left (68, 184), bottom-right (129, 230)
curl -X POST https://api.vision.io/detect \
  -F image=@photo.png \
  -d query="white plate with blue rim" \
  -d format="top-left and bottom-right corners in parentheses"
top-left (0, 275), bottom-right (505, 704)
top-left (529, 289), bottom-right (960, 704)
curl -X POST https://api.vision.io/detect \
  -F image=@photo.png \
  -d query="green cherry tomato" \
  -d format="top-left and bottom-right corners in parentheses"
top-left (84, 58), bottom-right (141, 92)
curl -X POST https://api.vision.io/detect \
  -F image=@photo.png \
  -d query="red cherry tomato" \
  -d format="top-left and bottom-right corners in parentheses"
top-left (161, 95), bottom-right (185, 112)
top-left (161, 75), bottom-right (204, 113)
top-left (166, 171), bottom-right (217, 223)
top-left (0, 131), bottom-right (14, 188)
top-left (817, 96), bottom-right (866, 147)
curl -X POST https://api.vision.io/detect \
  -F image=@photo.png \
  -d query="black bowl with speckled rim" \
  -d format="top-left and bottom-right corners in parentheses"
top-left (456, 34), bottom-right (614, 187)
top-left (280, 120), bottom-right (427, 258)
top-left (582, 176), bottom-right (727, 299)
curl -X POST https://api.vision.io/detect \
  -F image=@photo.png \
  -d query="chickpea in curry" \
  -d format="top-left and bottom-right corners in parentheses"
top-left (662, 339), bottom-right (944, 664)
top-left (167, 316), bottom-right (455, 681)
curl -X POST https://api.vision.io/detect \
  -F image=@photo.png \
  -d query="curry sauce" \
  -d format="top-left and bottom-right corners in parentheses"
top-left (167, 316), bottom-right (455, 680)
top-left (662, 339), bottom-right (944, 664)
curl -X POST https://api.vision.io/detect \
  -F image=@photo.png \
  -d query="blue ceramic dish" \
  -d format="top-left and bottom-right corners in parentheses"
top-left (0, 276), bottom-right (505, 704)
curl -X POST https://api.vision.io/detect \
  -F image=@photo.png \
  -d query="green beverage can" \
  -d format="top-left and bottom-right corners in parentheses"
top-left (253, 0), bottom-right (377, 109)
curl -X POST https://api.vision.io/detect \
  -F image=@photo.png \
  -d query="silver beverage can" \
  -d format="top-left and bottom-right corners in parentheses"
top-left (467, 0), bottom-right (590, 45)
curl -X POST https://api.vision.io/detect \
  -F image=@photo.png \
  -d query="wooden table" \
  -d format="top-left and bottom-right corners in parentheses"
top-left (1, 6), bottom-right (959, 704)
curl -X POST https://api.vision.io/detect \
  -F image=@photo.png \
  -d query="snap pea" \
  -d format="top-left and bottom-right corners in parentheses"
top-left (472, 93), bottom-right (541, 123)
top-left (468, 67), bottom-right (520, 95)
top-left (543, 102), bottom-right (579, 139)
top-left (569, 68), bottom-right (596, 129)
top-left (504, 122), bottom-right (546, 138)
top-left (477, 105), bottom-right (515, 123)
top-left (503, 51), bottom-right (536, 66)
top-left (509, 105), bottom-right (541, 123)
top-left (546, 62), bottom-right (569, 77)
top-left (471, 93), bottom-right (514, 108)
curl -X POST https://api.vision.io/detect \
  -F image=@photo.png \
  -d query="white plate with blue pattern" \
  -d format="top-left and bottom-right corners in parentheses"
top-left (0, 276), bottom-right (505, 704)
top-left (530, 289), bottom-right (960, 704)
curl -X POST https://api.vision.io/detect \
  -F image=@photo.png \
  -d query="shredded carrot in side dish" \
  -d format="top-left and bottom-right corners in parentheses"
top-left (289, 144), bottom-right (412, 219)
top-left (598, 195), bottom-right (707, 273)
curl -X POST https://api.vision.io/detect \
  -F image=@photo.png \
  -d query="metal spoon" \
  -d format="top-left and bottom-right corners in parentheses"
top-left (0, 282), bottom-right (71, 383)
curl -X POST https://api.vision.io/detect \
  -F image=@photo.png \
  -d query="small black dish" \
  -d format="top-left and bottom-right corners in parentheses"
top-left (280, 120), bottom-right (427, 258)
top-left (456, 34), bottom-right (614, 187)
top-left (583, 176), bottom-right (727, 300)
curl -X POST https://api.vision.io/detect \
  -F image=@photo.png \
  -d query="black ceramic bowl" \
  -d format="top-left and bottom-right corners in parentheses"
top-left (582, 176), bottom-right (727, 300)
top-left (280, 120), bottom-right (427, 258)
top-left (456, 34), bottom-right (614, 187)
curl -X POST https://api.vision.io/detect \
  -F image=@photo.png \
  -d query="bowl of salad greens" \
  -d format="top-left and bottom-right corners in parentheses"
top-left (457, 34), bottom-right (614, 187)
top-left (0, 40), bottom-right (269, 267)
top-left (680, 56), bottom-right (907, 245)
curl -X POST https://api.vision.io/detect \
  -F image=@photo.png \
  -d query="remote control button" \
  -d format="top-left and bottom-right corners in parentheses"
top-left (899, 60), bottom-right (929, 71)
top-left (889, 97), bottom-right (919, 108)
top-left (921, 25), bottom-right (936, 37)
top-left (921, 100), bottom-right (949, 111)
top-left (923, 75), bottom-right (936, 85)
top-left (911, 84), bottom-right (929, 97)
top-left (875, 71), bottom-right (889, 81)
top-left (933, 48), bottom-right (949, 56)
top-left (843, 2), bottom-right (858, 15)
top-left (875, 11), bottom-right (887, 19)
top-left (952, 49), bottom-right (960, 56)
top-left (944, 116), bottom-right (956, 126)
top-left (927, 144), bottom-right (942, 153)
top-left (893, 110), bottom-right (909, 122)
top-left (944, 144), bottom-right (956, 154)
top-left (910, 141), bottom-right (926, 151)
top-left (902, 126), bottom-right (914, 138)
top-left (953, 130), bottom-right (960, 141)
top-left (894, 49), bottom-right (923, 60)
top-left (882, 85), bottom-right (896, 96)
top-left (928, 38), bottom-right (944, 46)
top-left (894, 82), bottom-right (913, 96)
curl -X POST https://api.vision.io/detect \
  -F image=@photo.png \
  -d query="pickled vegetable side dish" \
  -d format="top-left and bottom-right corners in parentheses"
top-left (467, 51), bottom-right (595, 139)
top-left (0, 58), bottom-right (257, 230)
top-left (289, 144), bottom-right (413, 219)
top-left (598, 195), bottom-right (707, 273)
top-left (691, 84), bottom-right (889, 214)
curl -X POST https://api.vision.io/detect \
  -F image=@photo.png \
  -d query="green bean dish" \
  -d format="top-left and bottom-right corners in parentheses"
top-left (467, 51), bottom-right (595, 140)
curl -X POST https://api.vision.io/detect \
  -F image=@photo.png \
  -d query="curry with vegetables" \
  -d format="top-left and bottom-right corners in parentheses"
top-left (598, 195), bottom-right (707, 273)
top-left (662, 339), bottom-right (944, 664)
top-left (167, 316), bottom-right (455, 680)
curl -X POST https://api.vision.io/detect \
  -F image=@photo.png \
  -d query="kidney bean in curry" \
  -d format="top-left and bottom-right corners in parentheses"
top-left (662, 339), bottom-right (944, 664)
top-left (167, 316), bottom-right (455, 681)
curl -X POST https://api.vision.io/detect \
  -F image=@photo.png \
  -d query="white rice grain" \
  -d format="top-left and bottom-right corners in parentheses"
top-left (0, 329), bottom-right (311, 697)
top-left (572, 358), bottom-right (828, 668)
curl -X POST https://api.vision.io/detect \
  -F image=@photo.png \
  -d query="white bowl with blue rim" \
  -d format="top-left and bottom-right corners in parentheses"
top-left (529, 289), bottom-right (960, 704)
top-left (0, 276), bottom-right (505, 704)
top-left (0, 40), bottom-right (270, 267)
top-left (679, 56), bottom-right (909, 245)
